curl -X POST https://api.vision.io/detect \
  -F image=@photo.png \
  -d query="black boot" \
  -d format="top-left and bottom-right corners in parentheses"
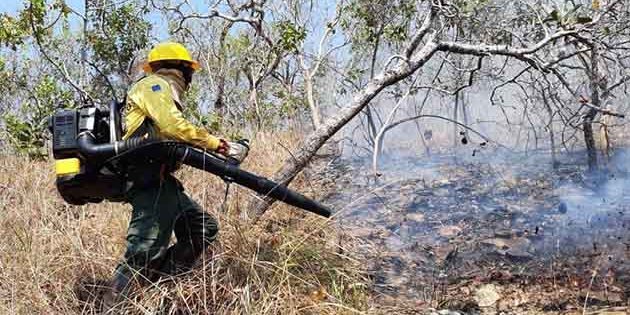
top-left (101, 267), bottom-right (133, 313)
top-left (158, 239), bottom-right (208, 276)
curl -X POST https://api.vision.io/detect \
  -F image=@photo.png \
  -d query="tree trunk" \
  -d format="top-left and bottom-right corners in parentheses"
top-left (248, 86), bottom-right (262, 128)
top-left (541, 87), bottom-right (558, 169)
top-left (584, 44), bottom-right (600, 171)
top-left (297, 54), bottom-right (322, 129)
top-left (600, 117), bottom-right (611, 165)
top-left (304, 74), bottom-right (321, 128)
top-left (583, 108), bottom-right (598, 170)
top-left (214, 22), bottom-right (234, 118)
top-left (461, 93), bottom-right (470, 138)
top-left (364, 35), bottom-right (382, 144)
top-left (453, 91), bottom-right (459, 147)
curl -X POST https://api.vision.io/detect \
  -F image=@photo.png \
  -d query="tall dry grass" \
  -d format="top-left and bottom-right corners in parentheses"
top-left (0, 132), bottom-right (368, 314)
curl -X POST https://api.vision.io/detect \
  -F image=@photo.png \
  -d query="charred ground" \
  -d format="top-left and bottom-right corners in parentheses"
top-left (325, 148), bottom-right (630, 313)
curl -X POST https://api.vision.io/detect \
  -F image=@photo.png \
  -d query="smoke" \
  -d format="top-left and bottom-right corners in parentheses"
top-left (326, 142), bottom-right (630, 302)
top-left (329, 52), bottom-right (630, 299)
top-left (553, 149), bottom-right (630, 256)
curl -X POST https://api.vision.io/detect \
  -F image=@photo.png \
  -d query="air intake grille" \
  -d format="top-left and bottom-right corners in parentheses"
top-left (52, 110), bottom-right (78, 157)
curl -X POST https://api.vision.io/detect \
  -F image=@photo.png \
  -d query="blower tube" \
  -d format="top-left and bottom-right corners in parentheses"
top-left (77, 132), bottom-right (332, 218)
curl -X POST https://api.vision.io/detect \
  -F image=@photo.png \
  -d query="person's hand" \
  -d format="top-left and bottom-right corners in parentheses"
top-left (226, 139), bottom-right (249, 164)
top-left (217, 139), bottom-right (250, 165)
top-left (216, 139), bottom-right (230, 155)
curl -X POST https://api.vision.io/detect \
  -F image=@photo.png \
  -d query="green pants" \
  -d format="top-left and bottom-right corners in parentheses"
top-left (114, 174), bottom-right (218, 287)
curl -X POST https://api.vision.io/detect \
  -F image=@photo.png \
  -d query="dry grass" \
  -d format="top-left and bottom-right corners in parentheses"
top-left (0, 132), bottom-right (368, 314)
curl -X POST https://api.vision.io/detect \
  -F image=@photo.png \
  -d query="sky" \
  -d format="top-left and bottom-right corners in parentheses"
top-left (0, 1), bottom-right (28, 13)
top-left (0, 0), bottom-right (82, 14)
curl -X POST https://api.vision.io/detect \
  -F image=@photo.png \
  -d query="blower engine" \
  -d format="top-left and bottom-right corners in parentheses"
top-left (48, 102), bottom-right (331, 218)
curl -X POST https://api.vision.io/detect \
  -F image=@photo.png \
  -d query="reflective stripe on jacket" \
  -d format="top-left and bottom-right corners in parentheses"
top-left (123, 74), bottom-right (221, 150)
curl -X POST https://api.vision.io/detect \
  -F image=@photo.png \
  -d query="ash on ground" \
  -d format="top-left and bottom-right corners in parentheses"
top-left (324, 150), bottom-right (630, 313)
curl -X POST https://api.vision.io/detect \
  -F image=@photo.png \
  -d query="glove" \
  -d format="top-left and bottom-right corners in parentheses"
top-left (217, 139), bottom-right (250, 165)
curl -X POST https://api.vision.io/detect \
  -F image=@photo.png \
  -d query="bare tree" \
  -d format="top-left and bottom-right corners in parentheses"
top-left (249, 1), bottom-right (601, 219)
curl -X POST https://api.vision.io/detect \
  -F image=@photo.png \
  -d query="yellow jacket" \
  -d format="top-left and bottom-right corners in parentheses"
top-left (123, 74), bottom-right (221, 150)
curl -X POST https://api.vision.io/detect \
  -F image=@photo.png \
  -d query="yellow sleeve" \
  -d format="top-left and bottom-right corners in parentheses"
top-left (127, 76), bottom-right (221, 150)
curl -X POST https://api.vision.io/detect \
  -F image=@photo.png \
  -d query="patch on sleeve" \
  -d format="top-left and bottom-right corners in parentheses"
top-left (151, 84), bottom-right (161, 92)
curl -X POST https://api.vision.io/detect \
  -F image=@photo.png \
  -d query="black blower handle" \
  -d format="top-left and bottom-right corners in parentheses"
top-left (76, 133), bottom-right (332, 218)
top-left (170, 145), bottom-right (332, 218)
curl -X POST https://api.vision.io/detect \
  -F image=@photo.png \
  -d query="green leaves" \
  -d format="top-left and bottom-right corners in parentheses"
top-left (340, 0), bottom-right (416, 48)
top-left (0, 10), bottom-right (30, 49)
top-left (225, 34), bottom-right (252, 54)
top-left (3, 114), bottom-right (46, 158)
top-left (2, 75), bottom-right (75, 158)
top-left (53, 0), bottom-right (72, 17)
top-left (277, 22), bottom-right (306, 52)
top-left (383, 24), bottom-right (407, 43)
top-left (545, 4), bottom-right (592, 27)
top-left (88, 2), bottom-right (151, 77)
top-left (576, 16), bottom-right (593, 24)
top-left (28, 0), bottom-right (47, 24)
top-left (457, 0), bottom-right (490, 14)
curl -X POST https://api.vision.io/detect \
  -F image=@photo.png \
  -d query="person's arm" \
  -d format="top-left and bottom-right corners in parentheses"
top-left (128, 77), bottom-right (222, 150)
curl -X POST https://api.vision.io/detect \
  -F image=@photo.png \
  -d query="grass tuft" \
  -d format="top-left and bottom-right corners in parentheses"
top-left (0, 132), bottom-right (368, 314)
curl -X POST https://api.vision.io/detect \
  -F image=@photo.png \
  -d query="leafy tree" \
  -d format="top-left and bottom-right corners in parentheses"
top-left (0, 0), bottom-right (152, 156)
top-left (3, 75), bottom-right (75, 158)
top-left (87, 1), bottom-right (151, 91)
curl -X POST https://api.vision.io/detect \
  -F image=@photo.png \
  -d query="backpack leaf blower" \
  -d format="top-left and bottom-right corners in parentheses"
top-left (48, 101), bottom-right (331, 218)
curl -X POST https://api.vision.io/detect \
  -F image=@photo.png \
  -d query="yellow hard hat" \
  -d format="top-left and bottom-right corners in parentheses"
top-left (143, 42), bottom-right (200, 73)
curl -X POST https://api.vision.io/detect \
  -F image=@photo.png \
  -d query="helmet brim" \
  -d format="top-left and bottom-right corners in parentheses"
top-left (142, 60), bottom-right (201, 73)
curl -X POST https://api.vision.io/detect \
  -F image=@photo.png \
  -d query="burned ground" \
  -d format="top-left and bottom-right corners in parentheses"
top-left (324, 149), bottom-right (630, 314)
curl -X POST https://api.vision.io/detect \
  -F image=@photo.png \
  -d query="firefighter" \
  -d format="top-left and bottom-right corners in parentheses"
top-left (103, 42), bottom-right (246, 309)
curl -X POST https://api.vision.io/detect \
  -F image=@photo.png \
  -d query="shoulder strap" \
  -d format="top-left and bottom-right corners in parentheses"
top-left (123, 75), bottom-right (159, 139)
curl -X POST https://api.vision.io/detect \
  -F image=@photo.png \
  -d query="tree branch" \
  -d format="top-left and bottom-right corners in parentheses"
top-left (405, 4), bottom-right (435, 58)
top-left (438, 30), bottom-right (580, 70)
top-left (28, 4), bottom-right (94, 104)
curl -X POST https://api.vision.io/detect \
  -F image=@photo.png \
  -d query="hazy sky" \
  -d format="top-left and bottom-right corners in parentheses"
top-left (0, 0), bottom-right (82, 14)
